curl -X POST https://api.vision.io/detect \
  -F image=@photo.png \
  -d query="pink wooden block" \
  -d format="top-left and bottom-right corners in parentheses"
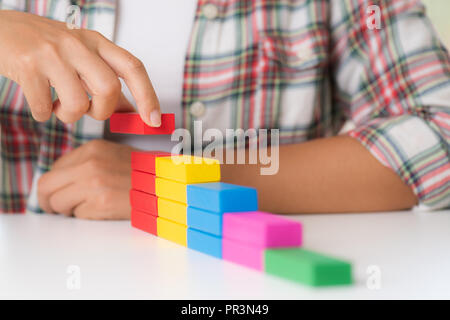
top-left (222, 238), bottom-right (264, 271)
top-left (223, 211), bottom-right (302, 247)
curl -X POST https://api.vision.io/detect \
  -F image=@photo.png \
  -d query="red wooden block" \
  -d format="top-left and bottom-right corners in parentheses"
top-left (131, 150), bottom-right (172, 174)
top-left (110, 113), bottom-right (175, 135)
top-left (131, 209), bottom-right (157, 235)
top-left (129, 189), bottom-right (158, 216)
top-left (131, 170), bottom-right (156, 194)
top-left (110, 113), bottom-right (142, 133)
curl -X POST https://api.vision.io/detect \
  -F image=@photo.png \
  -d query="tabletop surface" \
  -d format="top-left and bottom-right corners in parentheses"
top-left (1, 210), bottom-right (449, 299)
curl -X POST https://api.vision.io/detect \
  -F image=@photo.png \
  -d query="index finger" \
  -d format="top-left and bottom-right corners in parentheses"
top-left (93, 34), bottom-right (161, 127)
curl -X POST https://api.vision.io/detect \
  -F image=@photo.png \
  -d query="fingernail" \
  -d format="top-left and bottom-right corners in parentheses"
top-left (150, 110), bottom-right (161, 127)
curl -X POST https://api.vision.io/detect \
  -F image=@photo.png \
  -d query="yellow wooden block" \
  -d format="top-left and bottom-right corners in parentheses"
top-left (157, 217), bottom-right (187, 247)
top-left (155, 177), bottom-right (187, 203)
top-left (157, 197), bottom-right (187, 225)
top-left (155, 155), bottom-right (220, 183)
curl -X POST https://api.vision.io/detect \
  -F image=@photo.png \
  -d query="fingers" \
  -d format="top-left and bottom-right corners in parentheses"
top-left (48, 180), bottom-right (130, 218)
top-left (38, 160), bottom-right (94, 213)
top-left (51, 140), bottom-right (132, 170)
top-left (48, 61), bottom-right (90, 124)
top-left (21, 74), bottom-right (53, 122)
top-left (48, 183), bottom-right (86, 216)
top-left (65, 42), bottom-right (121, 120)
top-left (38, 165), bottom-right (80, 213)
top-left (38, 157), bottom-right (131, 214)
top-left (73, 188), bottom-right (131, 220)
top-left (92, 34), bottom-right (161, 127)
top-left (19, 28), bottom-right (155, 125)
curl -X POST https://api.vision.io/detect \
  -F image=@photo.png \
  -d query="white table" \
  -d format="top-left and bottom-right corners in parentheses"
top-left (1, 210), bottom-right (449, 299)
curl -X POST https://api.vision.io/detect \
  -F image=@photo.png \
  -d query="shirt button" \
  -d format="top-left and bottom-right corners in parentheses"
top-left (190, 101), bottom-right (206, 118)
top-left (202, 3), bottom-right (219, 20)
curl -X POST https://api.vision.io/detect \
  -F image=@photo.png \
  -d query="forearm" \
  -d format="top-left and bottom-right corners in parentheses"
top-left (221, 135), bottom-right (418, 214)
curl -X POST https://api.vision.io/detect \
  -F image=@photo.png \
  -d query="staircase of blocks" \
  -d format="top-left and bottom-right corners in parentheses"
top-left (111, 113), bottom-right (353, 287)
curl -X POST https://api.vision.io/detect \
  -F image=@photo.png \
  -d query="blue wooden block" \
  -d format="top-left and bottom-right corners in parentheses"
top-left (187, 228), bottom-right (222, 258)
top-left (186, 182), bottom-right (258, 213)
top-left (187, 206), bottom-right (222, 236)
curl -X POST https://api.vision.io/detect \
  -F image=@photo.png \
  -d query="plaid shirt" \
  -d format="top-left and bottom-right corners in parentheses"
top-left (1, 0), bottom-right (449, 213)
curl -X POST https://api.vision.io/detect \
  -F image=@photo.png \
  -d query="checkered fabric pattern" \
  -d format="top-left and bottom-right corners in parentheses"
top-left (0, 0), bottom-right (449, 213)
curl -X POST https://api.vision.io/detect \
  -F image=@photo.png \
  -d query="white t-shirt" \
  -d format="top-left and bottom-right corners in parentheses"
top-left (106, 0), bottom-right (197, 150)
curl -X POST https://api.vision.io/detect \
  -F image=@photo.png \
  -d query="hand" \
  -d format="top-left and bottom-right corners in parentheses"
top-left (37, 140), bottom-right (134, 220)
top-left (0, 10), bottom-right (160, 126)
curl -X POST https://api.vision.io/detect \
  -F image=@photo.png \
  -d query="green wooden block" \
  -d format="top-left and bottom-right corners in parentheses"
top-left (264, 248), bottom-right (353, 287)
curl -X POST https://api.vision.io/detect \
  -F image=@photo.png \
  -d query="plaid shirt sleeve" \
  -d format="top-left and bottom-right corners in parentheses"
top-left (330, 0), bottom-right (450, 210)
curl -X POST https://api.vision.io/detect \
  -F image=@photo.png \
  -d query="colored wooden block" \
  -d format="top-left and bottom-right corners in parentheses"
top-left (155, 178), bottom-right (187, 203)
top-left (186, 182), bottom-right (258, 213)
top-left (110, 112), bottom-right (141, 133)
top-left (131, 209), bottom-right (157, 236)
top-left (110, 113), bottom-right (175, 135)
top-left (131, 151), bottom-right (172, 174)
top-left (222, 238), bottom-right (264, 271)
top-left (155, 155), bottom-right (220, 183)
top-left (131, 170), bottom-right (156, 194)
top-left (157, 197), bottom-right (187, 225)
top-left (129, 189), bottom-right (158, 216)
top-left (157, 217), bottom-right (187, 247)
top-left (264, 248), bottom-right (353, 287)
top-left (187, 207), bottom-right (222, 236)
top-left (187, 228), bottom-right (222, 259)
top-left (223, 211), bottom-right (302, 248)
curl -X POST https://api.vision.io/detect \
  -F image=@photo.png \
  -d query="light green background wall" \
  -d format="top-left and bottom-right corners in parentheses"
top-left (422, 0), bottom-right (450, 49)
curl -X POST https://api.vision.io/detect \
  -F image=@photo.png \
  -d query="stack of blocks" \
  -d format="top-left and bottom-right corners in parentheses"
top-left (130, 153), bottom-right (352, 287)
top-left (155, 155), bottom-right (222, 246)
top-left (113, 113), bottom-right (353, 287)
top-left (130, 150), bottom-right (172, 236)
